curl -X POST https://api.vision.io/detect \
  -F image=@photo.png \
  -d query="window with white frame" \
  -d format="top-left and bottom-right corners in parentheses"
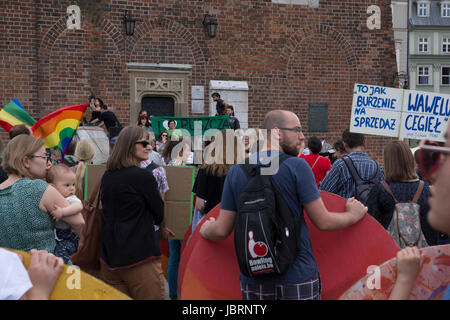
top-left (418, 37), bottom-right (429, 53)
top-left (442, 67), bottom-right (450, 85)
top-left (418, 66), bottom-right (431, 85)
top-left (442, 3), bottom-right (450, 17)
top-left (418, 2), bottom-right (429, 17)
top-left (443, 37), bottom-right (450, 54)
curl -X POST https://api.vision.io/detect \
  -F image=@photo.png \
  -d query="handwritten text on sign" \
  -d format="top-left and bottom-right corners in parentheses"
top-left (400, 90), bottom-right (450, 141)
top-left (350, 84), bottom-right (403, 138)
top-left (350, 84), bottom-right (449, 142)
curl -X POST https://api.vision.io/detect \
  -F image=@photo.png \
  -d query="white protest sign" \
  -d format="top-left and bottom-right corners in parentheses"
top-left (399, 90), bottom-right (450, 142)
top-left (350, 83), bottom-right (403, 138)
top-left (350, 84), bottom-right (450, 142)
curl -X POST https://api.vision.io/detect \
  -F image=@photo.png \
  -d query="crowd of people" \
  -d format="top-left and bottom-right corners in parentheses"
top-left (0, 105), bottom-right (449, 301)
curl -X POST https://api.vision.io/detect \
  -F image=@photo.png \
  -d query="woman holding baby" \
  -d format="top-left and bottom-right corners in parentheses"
top-left (0, 135), bottom-right (84, 256)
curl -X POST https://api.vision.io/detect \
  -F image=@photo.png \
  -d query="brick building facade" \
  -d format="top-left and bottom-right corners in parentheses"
top-left (0, 0), bottom-right (397, 162)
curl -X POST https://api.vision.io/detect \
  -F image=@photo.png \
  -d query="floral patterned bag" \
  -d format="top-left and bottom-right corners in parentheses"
top-left (381, 181), bottom-right (429, 249)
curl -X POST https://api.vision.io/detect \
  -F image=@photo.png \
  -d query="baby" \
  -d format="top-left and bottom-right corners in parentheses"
top-left (46, 164), bottom-right (84, 264)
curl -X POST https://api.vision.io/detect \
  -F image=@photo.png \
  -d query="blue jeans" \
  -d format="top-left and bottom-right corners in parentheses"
top-left (191, 208), bottom-right (206, 233)
top-left (168, 239), bottom-right (181, 298)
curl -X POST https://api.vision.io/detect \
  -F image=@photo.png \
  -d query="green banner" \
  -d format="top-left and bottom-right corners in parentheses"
top-left (151, 116), bottom-right (231, 137)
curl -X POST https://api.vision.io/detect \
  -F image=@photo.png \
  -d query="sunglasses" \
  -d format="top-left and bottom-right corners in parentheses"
top-left (135, 140), bottom-right (151, 148)
top-left (417, 140), bottom-right (450, 179)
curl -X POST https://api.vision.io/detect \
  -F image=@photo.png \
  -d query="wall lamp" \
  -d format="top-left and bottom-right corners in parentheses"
top-left (124, 10), bottom-right (136, 36)
top-left (203, 14), bottom-right (218, 38)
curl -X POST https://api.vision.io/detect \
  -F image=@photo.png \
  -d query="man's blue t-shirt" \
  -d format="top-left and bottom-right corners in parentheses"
top-left (221, 150), bottom-right (321, 285)
top-left (443, 286), bottom-right (450, 300)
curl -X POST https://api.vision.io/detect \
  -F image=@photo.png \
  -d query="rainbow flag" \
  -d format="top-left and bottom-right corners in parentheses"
top-left (0, 99), bottom-right (36, 132)
top-left (32, 103), bottom-right (88, 155)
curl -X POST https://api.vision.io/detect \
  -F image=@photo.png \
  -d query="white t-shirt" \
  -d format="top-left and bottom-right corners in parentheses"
top-left (0, 248), bottom-right (32, 300)
top-left (66, 195), bottom-right (82, 203)
top-left (55, 195), bottom-right (82, 230)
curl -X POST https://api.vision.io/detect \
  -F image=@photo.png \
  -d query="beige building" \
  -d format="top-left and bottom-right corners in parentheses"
top-left (391, 0), bottom-right (410, 88)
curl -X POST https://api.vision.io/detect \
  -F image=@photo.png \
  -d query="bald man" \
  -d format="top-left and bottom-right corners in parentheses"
top-left (200, 110), bottom-right (367, 300)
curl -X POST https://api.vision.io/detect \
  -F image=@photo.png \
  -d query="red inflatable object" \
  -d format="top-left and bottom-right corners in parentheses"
top-left (305, 192), bottom-right (399, 299)
top-left (179, 192), bottom-right (399, 300)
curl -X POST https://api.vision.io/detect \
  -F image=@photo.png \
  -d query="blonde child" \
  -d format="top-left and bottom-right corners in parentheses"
top-left (46, 164), bottom-right (84, 264)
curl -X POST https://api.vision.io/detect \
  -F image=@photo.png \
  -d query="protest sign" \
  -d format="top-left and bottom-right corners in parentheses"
top-left (350, 83), bottom-right (403, 138)
top-left (163, 165), bottom-right (195, 240)
top-left (399, 90), bottom-right (450, 142)
top-left (84, 164), bottom-right (106, 201)
top-left (151, 115), bottom-right (230, 137)
top-left (350, 84), bottom-right (449, 142)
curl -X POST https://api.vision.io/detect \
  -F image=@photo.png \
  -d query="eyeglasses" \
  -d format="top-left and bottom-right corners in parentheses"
top-left (417, 140), bottom-right (450, 179)
top-left (162, 134), bottom-right (168, 137)
top-left (28, 154), bottom-right (51, 162)
top-left (135, 140), bottom-right (151, 148)
top-left (278, 127), bottom-right (303, 134)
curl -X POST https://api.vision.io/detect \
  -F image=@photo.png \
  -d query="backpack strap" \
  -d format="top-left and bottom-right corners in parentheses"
top-left (380, 181), bottom-right (398, 203)
top-left (343, 156), bottom-right (380, 183)
top-left (381, 180), bottom-right (424, 205)
top-left (342, 156), bottom-right (363, 184)
top-left (411, 180), bottom-right (424, 204)
top-left (240, 153), bottom-right (292, 179)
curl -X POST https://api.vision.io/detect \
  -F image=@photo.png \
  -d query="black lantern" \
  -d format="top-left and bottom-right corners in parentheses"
top-left (124, 11), bottom-right (135, 36)
top-left (203, 14), bottom-right (218, 38)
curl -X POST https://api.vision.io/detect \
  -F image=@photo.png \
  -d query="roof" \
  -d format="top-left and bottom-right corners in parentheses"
top-left (410, 0), bottom-right (450, 27)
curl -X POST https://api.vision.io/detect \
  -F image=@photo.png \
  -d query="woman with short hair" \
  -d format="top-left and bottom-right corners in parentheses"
top-left (0, 135), bottom-right (84, 254)
top-left (99, 125), bottom-right (165, 300)
top-left (366, 140), bottom-right (438, 245)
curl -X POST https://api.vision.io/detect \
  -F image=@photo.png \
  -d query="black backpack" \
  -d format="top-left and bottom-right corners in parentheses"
top-left (234, 154), bottom-right (300, 278)
top-left (342, 156), bottom-right (380, 205)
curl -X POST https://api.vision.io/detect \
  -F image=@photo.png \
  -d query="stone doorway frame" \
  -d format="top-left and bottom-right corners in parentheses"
top-left (126, 63), bottom-right (192, 125)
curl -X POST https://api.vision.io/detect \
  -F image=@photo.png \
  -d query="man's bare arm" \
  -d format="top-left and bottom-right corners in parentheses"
top-left (200, 209), bottom-right (236, 241)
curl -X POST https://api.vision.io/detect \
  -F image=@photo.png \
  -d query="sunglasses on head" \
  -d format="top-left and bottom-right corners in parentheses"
top-left (135, 140), bottom-right (150, 148)
top-left (417, 139), bottom-right (450, 179)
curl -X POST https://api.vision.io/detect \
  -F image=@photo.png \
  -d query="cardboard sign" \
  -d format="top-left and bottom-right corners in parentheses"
top-left (399, 90), bottom-right (450, 141)
top-left (350, 83), bottom-right (403, 138)
top-left (163, 165), bottom-right (195, 240)
top-left (350, 84), bottom-right (450, 142)
top-left (84, 164), bottom-right (106, 201)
